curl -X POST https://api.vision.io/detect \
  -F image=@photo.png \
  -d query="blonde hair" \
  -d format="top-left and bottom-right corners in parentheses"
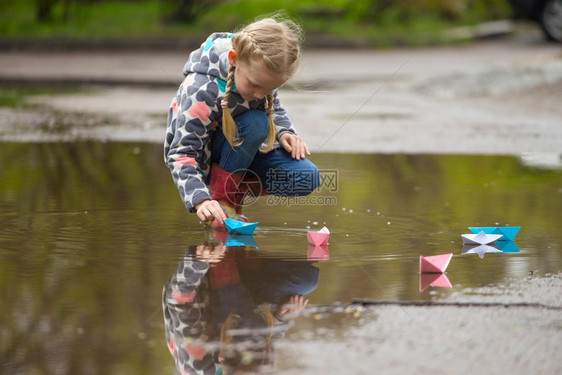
top-left (222, 16), bottom-right (303, 152)
top-left (219, 306), bottom-right (274, 372)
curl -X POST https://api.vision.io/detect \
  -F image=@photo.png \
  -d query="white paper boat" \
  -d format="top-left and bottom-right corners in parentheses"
top-left (461, 231), bottom-right (502, 245)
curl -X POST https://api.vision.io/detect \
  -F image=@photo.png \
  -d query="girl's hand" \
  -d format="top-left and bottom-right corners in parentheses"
top-left (279, 133), bottom-right (311, 160)
top-left (278, 295), bottom-right (309, 318)
top-left (195, 243), bottom-right (227, 263)
top-left (195, 199), bottom-right (227, 223)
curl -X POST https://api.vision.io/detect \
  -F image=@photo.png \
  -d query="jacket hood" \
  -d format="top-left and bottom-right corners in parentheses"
top-left (182, 32), bottom-right (232, 81)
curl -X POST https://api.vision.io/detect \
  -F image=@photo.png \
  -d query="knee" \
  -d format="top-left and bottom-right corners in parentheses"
top-left (267, 163), bottom-right (320, 197)
top-left (295, 164), bottom-right (320, 196)
top-left (234, 110), bottom-right (269, 145)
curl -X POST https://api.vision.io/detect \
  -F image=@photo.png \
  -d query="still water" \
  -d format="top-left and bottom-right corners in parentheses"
top-left (1, 142), bottom-right (561, 373)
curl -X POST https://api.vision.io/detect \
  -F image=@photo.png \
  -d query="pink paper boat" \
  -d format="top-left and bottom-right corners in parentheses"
top-left (419, 253), bottom-right (453, 273)
top-left (307, 226), bottom-right (330, 246)
top-left (307, 245), bottom-right (330, 261)
top-left (419, 273), bottom-right (453, 292)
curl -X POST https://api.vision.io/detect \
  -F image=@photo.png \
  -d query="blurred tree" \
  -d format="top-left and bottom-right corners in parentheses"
top-left (36, 0), bottom-right (59, 21)
top-left (354, 0), bottom-right (510, 25)
top-left (62, 0), bottom-right (72, 21)
top-left (355, 0), bottom-right (417, 25)
top-left (160, 0), bottom-right (221, 23)
top-left (35, 0), bottom-right (75, 22)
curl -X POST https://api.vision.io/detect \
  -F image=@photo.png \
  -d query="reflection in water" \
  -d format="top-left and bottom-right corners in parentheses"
top-left (419, 273), bottom-right (452, 292)
top-left (1, 142), bottom-right (562, 372)
top-left (461, 240), bottom-right (520, 258)
top-left (225, 234), bottom-right (259, 248)
top-left (162, 243), bottom-right (319, 374)
top-left (462, 244), bottom-right (503, 258)
top-left (495, 241), bottom-right (520, 253)
top-left (307, 245), bottom-right (330, 261)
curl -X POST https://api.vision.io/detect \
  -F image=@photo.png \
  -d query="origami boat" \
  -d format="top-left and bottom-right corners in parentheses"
top-left (461, 231), bottom-right (502, 245)
top-left (223, 218), bottom-right (258, 235)
top-left (468, 226), bottom-right (520, 241)
top-left (419, 253), bottom-right (453, 273)
top-left (307, 226), bottom-right (330, 246)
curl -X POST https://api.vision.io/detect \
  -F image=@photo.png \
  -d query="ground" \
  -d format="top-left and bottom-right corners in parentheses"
top-left (275, 274), bottom-right (562, 374)
top-left (0, 30), bottom-right (561, 158)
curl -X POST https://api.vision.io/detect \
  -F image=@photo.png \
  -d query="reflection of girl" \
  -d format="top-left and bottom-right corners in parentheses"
top-left (162, 245), bottom-right (319, 374)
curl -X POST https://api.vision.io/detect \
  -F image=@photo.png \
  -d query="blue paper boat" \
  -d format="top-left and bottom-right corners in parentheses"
top-left (223, 218), bottom-right (258, 235)
top-left (468, 226), bottom-right (520, 241)
top-left (224, 234), bottom-right (258, 248)
top-left (495, 240), bottom-right (520, 253)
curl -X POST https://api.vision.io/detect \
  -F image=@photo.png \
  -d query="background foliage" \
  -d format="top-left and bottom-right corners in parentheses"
top-left (0, 0), bottom-right (513, 46)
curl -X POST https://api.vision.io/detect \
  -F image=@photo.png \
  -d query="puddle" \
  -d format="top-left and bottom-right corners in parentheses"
top-left (1, 142), bottom-right (561, 373)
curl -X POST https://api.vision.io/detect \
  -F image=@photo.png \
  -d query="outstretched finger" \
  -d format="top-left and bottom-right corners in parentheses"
top-left (294, 138), bottom-right (302, 160)
top-left (197, 208), bottom-right (210, 222)
top-left (280, 137), bottom-right (291, 152)
top-left (210, 203), bottom-right (227, 222)
top-left (204, 210), bottom-right (218, 224)
top-left (300, 140), bottom-right (306, 159)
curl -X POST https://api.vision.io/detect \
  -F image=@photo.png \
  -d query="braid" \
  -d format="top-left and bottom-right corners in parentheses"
top-left (261, 93), bottom-right (275, 152)
top-left (242, 31), bottom-right (260, 56)
top-left (234, 32), bottom-right (275, 153)
top-left (222, 66), bottom-right (242, 147)
top-left (257, 305), bottom-right (274, 342)
top-left (241, 30), bottom-right (274, 73)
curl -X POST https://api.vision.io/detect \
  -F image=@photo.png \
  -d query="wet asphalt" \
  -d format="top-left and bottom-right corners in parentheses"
top-left (1, 31), bottom-right (561, 155)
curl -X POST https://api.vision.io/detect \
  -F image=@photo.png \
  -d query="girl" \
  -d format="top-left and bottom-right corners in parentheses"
top-left (164, 16), bottom-right (320, 229)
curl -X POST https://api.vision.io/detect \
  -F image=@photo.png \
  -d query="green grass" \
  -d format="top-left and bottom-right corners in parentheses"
top-left (0, 87), bottom-right (89, 108)
top-left (0, 89), bottom-right (25, 108)
top-left (0, 0), bottom-right (512, 46)
top-left (0, 0), bottom-right (166, 37)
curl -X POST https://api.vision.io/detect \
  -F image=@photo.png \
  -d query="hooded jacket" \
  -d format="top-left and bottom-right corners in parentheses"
top-left (164, 32), bottom-right (297, 212)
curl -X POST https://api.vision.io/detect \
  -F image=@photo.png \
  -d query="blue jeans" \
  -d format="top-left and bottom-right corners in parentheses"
top-left (238, 260), bottom-right (320, 305)
top-left (210, 110), bottom-right (320, 196)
